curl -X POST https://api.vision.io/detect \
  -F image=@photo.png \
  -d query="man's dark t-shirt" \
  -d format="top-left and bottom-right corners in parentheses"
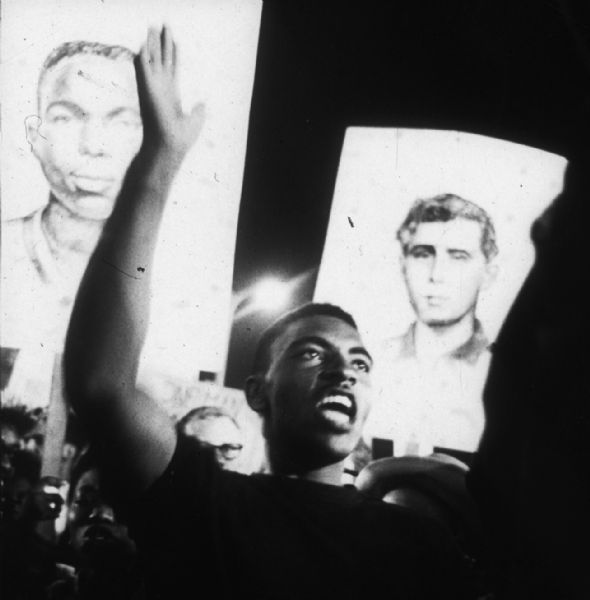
top-left (126, 437), bottom-right (475, 599)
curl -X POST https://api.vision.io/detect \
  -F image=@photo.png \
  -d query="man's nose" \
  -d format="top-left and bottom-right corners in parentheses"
top-left (428, 254), bottom-right (447, 282)
top-left (79, 120), bottom-right (108, 157)
top-left (320, 353), bottom-right (357, 386)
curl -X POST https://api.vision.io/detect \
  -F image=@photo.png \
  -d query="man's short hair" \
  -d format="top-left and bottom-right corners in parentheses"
top-left (37, 41), bottom-right (135, 107)
top-left (397, 193), bottom-right (498, 261)
top-left (251, 302), bottom-right (358, 376)
top-left (176, 406), bottom-right (239, 436)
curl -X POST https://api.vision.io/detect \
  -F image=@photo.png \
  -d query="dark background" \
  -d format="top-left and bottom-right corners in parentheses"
top-left (226, 0), bottom-right (590, 388)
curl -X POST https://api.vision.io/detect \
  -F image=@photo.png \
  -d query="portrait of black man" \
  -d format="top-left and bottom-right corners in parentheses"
top-left (1, 0), bottom-right (261, 410)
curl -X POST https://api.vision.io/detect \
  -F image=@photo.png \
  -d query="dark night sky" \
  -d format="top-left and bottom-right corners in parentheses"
top-left (225, 0), bottom-right (590, 387)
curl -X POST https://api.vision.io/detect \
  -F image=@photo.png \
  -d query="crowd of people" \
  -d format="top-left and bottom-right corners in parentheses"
top-left (2, 23), bottom-right (585, 600)
top-left (0, 401), bottom-right (263, 599)
top-left (1, 398), bottom-right (492, 599)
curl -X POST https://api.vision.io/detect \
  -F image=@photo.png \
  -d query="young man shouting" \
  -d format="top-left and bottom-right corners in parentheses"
top-left (65, 27), bottom-right (477, 600)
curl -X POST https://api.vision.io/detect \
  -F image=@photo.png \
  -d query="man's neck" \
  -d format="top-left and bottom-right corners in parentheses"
top-left (267, 445), bottom-right (346, 486)
top-left (414, 313), bottom-right (476, 361)
top-left (42, 195), bottom-right (107, 257)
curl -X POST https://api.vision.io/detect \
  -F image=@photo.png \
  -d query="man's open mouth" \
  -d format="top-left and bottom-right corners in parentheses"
top-left (316, 390), bottom-right (356, 428)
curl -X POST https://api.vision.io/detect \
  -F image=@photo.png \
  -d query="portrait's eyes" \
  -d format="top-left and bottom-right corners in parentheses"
top-left (352, 358), bottom-right (371, 373)
top-left (408, 246), bottom-right (433, 259)
top-left (448, 250), bottom-right (470, 261)
top-left (108, 111), bottom-right (142, 129)
top-left (49, 112), bottom-right (74, 124)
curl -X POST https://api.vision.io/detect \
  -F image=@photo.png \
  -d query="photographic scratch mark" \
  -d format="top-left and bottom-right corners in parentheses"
top-left (214, 172), bottom-right (220, 183)
top-left (101, 258), bottom-right (140, 280)
top-left (348, 216), bottom-right (355, 228)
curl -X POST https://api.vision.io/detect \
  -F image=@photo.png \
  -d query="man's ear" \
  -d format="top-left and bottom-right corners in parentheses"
top-left (398, 252), bottom-right (408, 278)
top-left (482, 260), bottom-right (499, 291)
top-left (245, 374), bottom-right (269, 415)
top-left (25, 115), bottom-right (43, 157)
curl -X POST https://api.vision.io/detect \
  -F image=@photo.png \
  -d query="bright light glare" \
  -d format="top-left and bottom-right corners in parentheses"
top-left (252, 278), bottom-right (291, 311)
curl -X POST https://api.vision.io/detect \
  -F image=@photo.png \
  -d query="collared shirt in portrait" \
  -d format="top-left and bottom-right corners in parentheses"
top-left (365, 320), bottom-right (491, 456)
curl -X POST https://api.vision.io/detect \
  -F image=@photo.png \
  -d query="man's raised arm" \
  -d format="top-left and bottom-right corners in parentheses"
top-left (64, 27), bottom-right (204, 492)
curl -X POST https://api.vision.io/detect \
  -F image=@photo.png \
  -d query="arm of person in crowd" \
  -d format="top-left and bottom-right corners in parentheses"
top-left (64, 26), bottom-right (204, 493)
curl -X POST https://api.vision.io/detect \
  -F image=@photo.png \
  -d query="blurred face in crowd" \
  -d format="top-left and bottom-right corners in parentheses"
top-left (22, 418), bottom-right (46, 459)
top-left (1, 424), bottom-right (21, 479)
top-left (249, 315), bottom-right (373, 470)
top-left (182, 415), bottom-right (244, 470)
top-left (27, 54), bottom-right (143, 221)
top-left (68, 467), bottom-right (136, 566)
top-left (401, 218), bottom-right (495, 327)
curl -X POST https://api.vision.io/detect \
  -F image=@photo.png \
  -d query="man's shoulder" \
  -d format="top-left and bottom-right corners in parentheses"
top-left (2, 209), bottom-right (44, 263)
top-left (2, 215), bottom-right (27, 254)
top-left (381, 324), bottom-right (416, 361)
top-left (451, 320), bottom-right (491, 365)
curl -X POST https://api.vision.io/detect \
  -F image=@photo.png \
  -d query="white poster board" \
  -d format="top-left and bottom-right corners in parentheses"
top-left (1, 0), bottom-right (262, 407)
top-left (315, 128), bottom-right (567, 455)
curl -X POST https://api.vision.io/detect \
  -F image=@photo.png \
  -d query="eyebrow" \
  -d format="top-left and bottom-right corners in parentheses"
top-left (106, 106), bottom-right (141, 119)
top-left (45, 100), bottom-right (85, 116)
top-left (45, 102), bottom-right (140, 119)
top-left (408, 244), bottom-right (474, 256)
top-left (287, 335), bottom-right (373, 364)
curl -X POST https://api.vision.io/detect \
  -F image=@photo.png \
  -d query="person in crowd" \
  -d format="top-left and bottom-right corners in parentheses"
top-left (177, 406), bottom-right (244, 471)
top-left (1, 405), bottom-right (37, 481)
top-left (1, 446), bottom-right (67, 600)
top-left (366, 194), bottom-right (498, 455)
top-left (64, 27), bottom-right (478, 599)
top-left (47, 448), bottom-right (144, 600)
top-left (1, 39), bottom-right (143, 352)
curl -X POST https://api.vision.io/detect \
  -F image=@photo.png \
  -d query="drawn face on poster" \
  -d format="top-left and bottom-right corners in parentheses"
top-left (28, 49), bottom-right (143, 221)
top-left (314, 128), bottom-right (567, 456)
top-left (1, 1), bottom-right (262, 413)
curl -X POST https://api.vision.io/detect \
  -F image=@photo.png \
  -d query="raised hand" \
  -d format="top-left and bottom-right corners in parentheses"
top-left (136, 26), bottom-right (204, 158)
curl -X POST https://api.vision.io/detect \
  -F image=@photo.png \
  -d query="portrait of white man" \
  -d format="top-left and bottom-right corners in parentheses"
top-left (314, 128), bottom-right (567, 459)
top-left (0, 0), bottom-right (262, 462)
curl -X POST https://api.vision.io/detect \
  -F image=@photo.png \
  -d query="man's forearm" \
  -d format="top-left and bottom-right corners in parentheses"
top-left (65, 147), bottom-right (181, 412)
top-left (63, 27), bottom-right (204, 489)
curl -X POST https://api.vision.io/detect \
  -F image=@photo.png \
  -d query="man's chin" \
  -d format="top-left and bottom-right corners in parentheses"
top-left (423, 317), bottom-right (461, 328)
top-left (311, 428), bottom-right (360, 461)
top-left (419, 311), bottom-right (467, 328)
top-left (56, 193), bottom-right (116, 221)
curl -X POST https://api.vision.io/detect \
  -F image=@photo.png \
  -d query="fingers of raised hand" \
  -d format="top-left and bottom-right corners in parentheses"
top-left (141, 26), bottom-right (175, 73)
top-left (161, 25), bottom-right (176, 72)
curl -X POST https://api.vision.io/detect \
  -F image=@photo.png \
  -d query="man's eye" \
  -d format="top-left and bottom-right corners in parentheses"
top-left (297, 349), bottom-right (323, 362)
top-left (51, 114), bottom-right (73, 123)
top-left (409, 248), bottom-right (431, 259)
top-left (449, 251), bottom-right (470, 260)
top-left (110, 117), bottom-right (141, 128)
top-left (352, 359), bottom-right (371, 373)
